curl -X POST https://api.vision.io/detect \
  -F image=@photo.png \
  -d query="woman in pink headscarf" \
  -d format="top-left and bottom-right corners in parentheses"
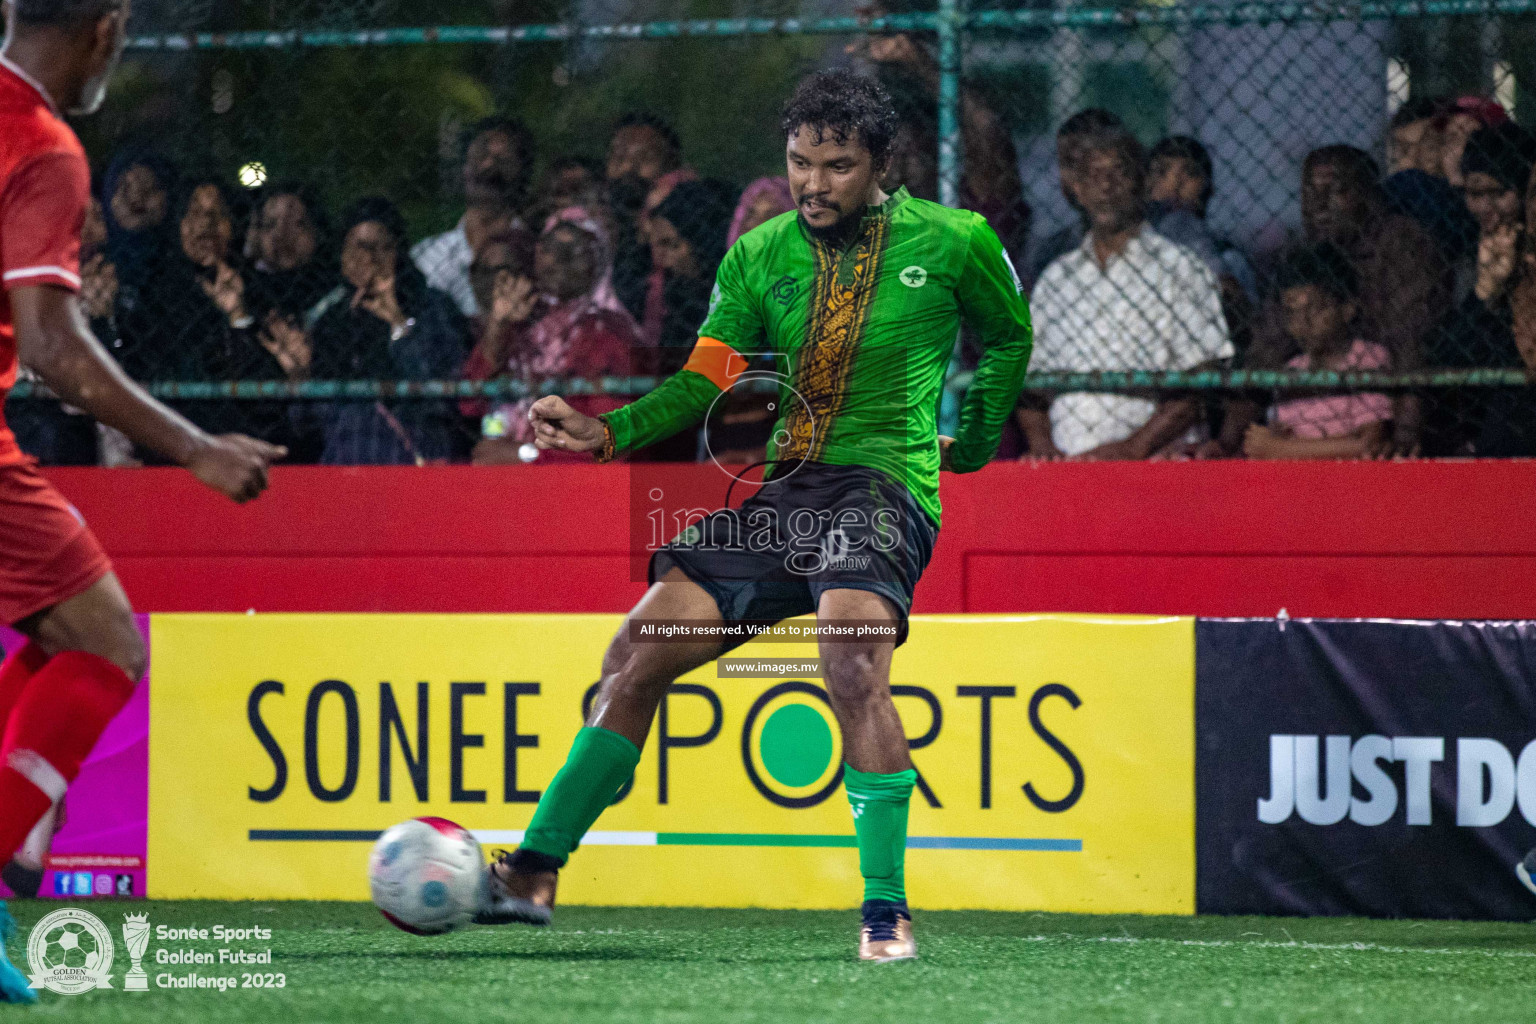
top-left (469, 207), bottom-right (640, 465)
top-left (726, 176), bottom-right (794, 247)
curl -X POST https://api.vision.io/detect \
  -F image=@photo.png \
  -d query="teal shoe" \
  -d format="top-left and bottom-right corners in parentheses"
top-left (0, 901), bottom-right (37, 1004)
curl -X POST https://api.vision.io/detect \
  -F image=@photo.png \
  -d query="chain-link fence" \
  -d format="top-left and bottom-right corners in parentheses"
top-left (6, 0), bottom-right (1535, 465)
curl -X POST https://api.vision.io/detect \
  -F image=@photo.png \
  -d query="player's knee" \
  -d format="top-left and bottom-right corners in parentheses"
top-left (30, 595), bottom-right (145, 680)
top-left (77, 604), bottom-right (146, 680)
top-left (593, 649), bottom-right (669, 706)
top-left (823, 647), bottom-right (886, 711)
top-left (94, 620), bottom-right (147, 682)
top-left (118, 630), bottom-right (148, 682)
top-left (601, 632), bottom-right (636, 678)
top-left (614, 655), bottom-right (677, 702)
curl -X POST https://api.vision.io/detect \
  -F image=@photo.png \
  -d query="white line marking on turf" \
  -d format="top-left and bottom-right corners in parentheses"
top-left (472, 830), bottom-right (658, 846)
top-left (1015, 934), bottom-right (1536, 959)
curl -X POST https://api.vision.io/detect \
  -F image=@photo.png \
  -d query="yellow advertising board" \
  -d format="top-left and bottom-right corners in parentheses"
top-left (148, 613), bottom-right (1194, 912)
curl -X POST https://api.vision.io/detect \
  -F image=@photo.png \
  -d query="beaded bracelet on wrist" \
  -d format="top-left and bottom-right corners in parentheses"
top-left (595, 420), bottom-right (617, 464)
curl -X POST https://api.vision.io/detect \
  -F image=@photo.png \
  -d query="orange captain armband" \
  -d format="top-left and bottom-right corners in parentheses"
top-left (681, 336), bottom-right (749, 391)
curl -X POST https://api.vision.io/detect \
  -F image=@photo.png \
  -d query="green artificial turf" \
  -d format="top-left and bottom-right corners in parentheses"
top-left (4, 901), bottom-right (1534, 1023)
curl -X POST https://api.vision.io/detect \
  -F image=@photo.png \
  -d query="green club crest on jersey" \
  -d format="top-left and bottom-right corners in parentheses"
top-left (899, 265), bottom-right (928, 288)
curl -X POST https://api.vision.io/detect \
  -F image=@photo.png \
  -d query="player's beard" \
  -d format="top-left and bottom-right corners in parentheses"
top-left (798, 201), bottom-right (863, 247)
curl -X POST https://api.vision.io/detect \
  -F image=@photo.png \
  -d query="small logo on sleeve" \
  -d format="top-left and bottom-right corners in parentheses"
top-left (770, 274), bottom-right (799, 306)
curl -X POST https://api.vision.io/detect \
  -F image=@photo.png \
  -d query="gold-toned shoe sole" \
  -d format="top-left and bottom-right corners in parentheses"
top-left (475, 863), bottom-right (558, 926)
top-left (859, 917), bottom-right (917, 962)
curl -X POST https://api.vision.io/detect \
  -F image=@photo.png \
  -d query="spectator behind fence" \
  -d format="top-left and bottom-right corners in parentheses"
top-left (246, 182), bottom-right (334, 329)
top-left (1243, 244), bottom-right (1392, 460)
top-left (1023, 108), bottom-right (1123, 288)
top-left (1441, 95), bottom-right (1508, 189)
top-left (532, 155), bottom-right (604, 225)
top-left (634, 178), bottom-right (739, 462)
top-left (1427, 132), bottom-right (1536, 457)
top-left (1388, 96), bottom-right (1447, 177)
top-left (101, 149), bottom-right (175, 354)
top-left (648, 178), bottom-right (735, 368)
top-left (1381, 97), bottom-right (1477, 264)
top-left (108, 178), bottom-right (266, 449)
top-left (850, 4), bottom-right (1031, 259)
top-left (456, 230), bottom-right (537, 423)
top-left (1453, 123), bottom-right (1536, 301)
top-left (470, 208), bottom-right (640, 466)
top-left (123, 176), bottom-right (319, 458)
top-left (222, 182), bottom-right (342, 463)
top-left (1145, 135), bottom-right (1258, 337)
top-left (311, 197), bottom-right (470, 465)
top-left (637, 165), bottom-right (700, 347)
top-left (1225, 146), bottom-right (1448, 457)
top-left (727, 176), bottom-right (794, 247)
top-left (606, 112), bottom-right (691, 320)
top-left (412, 115), bottom-right (536, 318)
top-left (1019, 129), bottom-right (1233, 460)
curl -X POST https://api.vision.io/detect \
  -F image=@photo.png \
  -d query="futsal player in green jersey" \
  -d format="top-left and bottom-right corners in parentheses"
top-left (477, 70), bottom-right (1033, 962)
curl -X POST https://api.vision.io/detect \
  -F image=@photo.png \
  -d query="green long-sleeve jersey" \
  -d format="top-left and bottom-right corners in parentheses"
top-left (601, 186), bottom-right (1033, 526)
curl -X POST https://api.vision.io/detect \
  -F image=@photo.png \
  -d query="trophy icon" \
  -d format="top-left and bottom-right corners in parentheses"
top-left (121, 913), bottom-right (150, 991)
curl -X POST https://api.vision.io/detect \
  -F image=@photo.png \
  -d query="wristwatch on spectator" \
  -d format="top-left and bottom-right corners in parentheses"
top-left (391, 317), bottom-right (417, 343)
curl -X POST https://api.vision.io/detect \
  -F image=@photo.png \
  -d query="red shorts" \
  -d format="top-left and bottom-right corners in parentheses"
top-left (0, 459), bottom-right (112, 626)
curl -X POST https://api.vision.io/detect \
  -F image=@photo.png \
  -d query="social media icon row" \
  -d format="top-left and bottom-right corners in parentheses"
top-left (49, 872), bottom-right (133, 897)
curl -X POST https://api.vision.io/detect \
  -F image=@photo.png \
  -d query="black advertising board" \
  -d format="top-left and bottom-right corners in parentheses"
top-left (1197, 618), bottom-right (1536, 919)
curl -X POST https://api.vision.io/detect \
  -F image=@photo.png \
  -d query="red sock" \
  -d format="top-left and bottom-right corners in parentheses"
top-left (0, 642), bottom-right (49, 734)
top-left (0, 651), bottom-right (135, 860)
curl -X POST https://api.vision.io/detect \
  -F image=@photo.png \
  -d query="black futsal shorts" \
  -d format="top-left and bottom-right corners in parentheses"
top-left (648, 462), bottom-right (938, 646)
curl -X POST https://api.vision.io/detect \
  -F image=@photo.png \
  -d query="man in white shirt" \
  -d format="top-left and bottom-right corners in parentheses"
top-left (412, 116), bottom-right (534, 317)
top-left (1019, 128), bottom-right (1233, 459)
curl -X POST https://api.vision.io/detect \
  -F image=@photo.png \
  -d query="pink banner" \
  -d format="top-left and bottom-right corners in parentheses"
top-left (0, 617), bottom-right (148, 899)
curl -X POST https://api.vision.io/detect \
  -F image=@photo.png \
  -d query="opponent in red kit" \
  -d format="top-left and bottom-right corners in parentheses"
top-left (0, 0), bottom-right (283, 1000)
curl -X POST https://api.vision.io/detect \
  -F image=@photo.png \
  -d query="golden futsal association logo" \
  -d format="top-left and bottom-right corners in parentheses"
top-left (26, 907), bottom-right (115, 995)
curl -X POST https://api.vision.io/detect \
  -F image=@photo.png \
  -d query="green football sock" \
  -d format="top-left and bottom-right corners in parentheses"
top-left (519, 726), bottom-right (640, 866)
top-left (844, 764), bottom-right (917, 903)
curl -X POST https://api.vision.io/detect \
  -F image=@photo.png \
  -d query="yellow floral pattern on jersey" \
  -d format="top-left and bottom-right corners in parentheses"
top-left (779, 214), bottom-right (890, 462)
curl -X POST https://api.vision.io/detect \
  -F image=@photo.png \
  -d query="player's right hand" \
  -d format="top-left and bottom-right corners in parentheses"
top-left (187, 434), bottom-right (287, 504)
top-left (528, 395), bottom-right (607, 454)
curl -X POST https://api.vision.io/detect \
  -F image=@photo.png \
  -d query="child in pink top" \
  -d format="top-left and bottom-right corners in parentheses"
top-left (1244, 243), bottom-right (1393, 459)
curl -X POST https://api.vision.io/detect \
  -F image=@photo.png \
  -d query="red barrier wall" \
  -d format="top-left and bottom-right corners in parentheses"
top-left (44, 460), bottom-right (1536, 618)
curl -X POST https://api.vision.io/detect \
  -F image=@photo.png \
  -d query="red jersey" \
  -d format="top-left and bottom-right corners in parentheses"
top-left (0, 56), bottom-right (90, 468)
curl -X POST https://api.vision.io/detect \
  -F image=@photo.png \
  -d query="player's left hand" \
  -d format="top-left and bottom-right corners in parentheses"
top-left (938, 434), bottom-right (955, 472)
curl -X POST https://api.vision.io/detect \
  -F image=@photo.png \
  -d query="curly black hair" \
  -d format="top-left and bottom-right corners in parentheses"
top-left (779, 70), bottom-right (900, 166)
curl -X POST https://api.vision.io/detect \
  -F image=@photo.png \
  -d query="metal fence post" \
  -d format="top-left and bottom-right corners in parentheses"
top-left (937, 0), bottom-right (963, 208)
